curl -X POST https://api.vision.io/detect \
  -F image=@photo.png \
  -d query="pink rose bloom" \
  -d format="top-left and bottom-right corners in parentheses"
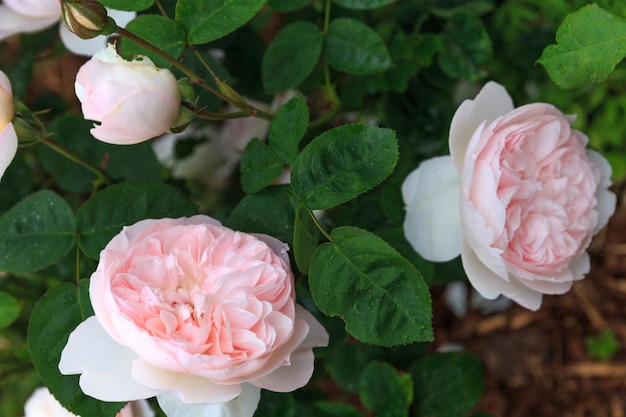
top-left (0, 0), bottom-right (135, 56)
top-left (75, 44), bottom-right (181, 145)
top-left (402, 82), bottom-right (616, 310)
top-left (23, 387), bottom-right (153, 417)
top-left (0, 69), bottom-right (17, 182)
top-left (59, 215), bottom-right (328, 417)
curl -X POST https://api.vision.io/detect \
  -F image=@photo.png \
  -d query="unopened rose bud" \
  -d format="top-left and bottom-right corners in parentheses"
top-left (61, 0), bottom-right (115, 40)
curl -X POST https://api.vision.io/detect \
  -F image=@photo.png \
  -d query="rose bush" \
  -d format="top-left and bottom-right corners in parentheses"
top-left (0, 69), bottom-right (17, 182)
top-left (402, 81), bottom-right (616, 310)
top-left (0, 0), bottom-right (134, 56)
top-left (75, 44), bottom-right (181, 145)
top-left (24, 387), bottom-right (153, 417)
top-left (59, 215), bottom-right (328, 417)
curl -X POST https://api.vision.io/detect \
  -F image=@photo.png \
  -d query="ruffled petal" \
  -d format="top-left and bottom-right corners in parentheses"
top-left (156, 384), bottom-right (261, 417)
top-left (586, 149), bottom-right (616, 234)
top-left (58, 316), bottom-right (158, 401)
top-left (461, 241), bottom-right (543, 311)
top-left (402, 155), bottom-right (463, 262)
top-left (449, 81), bottom-right (513, 173)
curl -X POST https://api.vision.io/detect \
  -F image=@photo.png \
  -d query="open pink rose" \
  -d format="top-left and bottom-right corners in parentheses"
top-left (59, 215), bottom-right (328, 417)
top-left (75, 44), bottom-right (181, 145)
top-left (0, 69), bottom-right (17, 182)
top-left (24, 387), bottom-right (153, 417)
top-left (402, 82), bottom-right (616, 310)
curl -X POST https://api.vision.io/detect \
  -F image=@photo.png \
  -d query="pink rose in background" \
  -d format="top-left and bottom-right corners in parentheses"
top-left (75, 44), bottom-right (181, 145)
top-left (60, 215), bottom-right (328, 417)
top-left (0, 69), bottom-right (17, 182)
top-left (23, 387), bottom-right (153, 417)
top-left (402, 81), bottom-right (616, 310)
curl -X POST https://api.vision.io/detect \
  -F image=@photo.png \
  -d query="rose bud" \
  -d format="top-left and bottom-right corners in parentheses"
top-left (61, 0), bottom-right (113, 40)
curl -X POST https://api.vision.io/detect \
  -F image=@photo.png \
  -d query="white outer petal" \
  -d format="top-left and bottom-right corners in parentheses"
top-left (58, 316), bottom-right (158, 402)
top-left (461, 241), bottom-right (542, 311)
top-left (0, 124), bottom-right (18, 181)
top-left (402, 155), bottom-right (463, 262)
top-left (449, 81), bottom-right (513, 173)
top-left (156, 384), bottom-right (261, 417)
top-left (0, 5), bottom-right (57, 40)
top-left (586, 149), bottom-right (616, 234)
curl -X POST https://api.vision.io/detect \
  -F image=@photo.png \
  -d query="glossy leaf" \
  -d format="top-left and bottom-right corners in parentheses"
top-left (324, 18), bottom-right (391, 75)
top-left (28, 280), bottom-right (125, 417)
top-left (240, 139), bottom-right (284, 194)
top-left (99, 0), bottom-right (154, 10)
top-left (0, 191), bottom-right (76, 273)
top-left (262, 21), bottom-right (324, 93)
top-left (291, 124), bottom-right (398, 210)
top-left (332, 0), bottom-right (397, 10)
top-left (120, 14), bottom-right (187, 68)
top-left (176, 0), bottom-right (267, 44)
top-left (360, 361), bottom-right (413, 417)
top-left (269, 94), bottom-right (309, 165)
top-left (77, 182), bottom-right (197, 259)
top-left (411, 351), bottom-right (484, 417)
top-left (292, 205), bottom-right (319, 274)
top-left (309, 226), bottom-right (433, 346)
top-left (325, 343), bottom-right (385, 392)
top-left (538, 4), bottom-right (626, 88)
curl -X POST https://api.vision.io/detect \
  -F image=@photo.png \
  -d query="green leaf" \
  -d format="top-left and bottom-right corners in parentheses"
top-left (254, 391), bottom-right (295, 417)
top-left (411, 351), bottom-right (483, 417)
top-left (76, 182), bottom-right (197, 259)
top-left (0, 292), bottom-right (20, 329)
top-left (324, 18), bottom-right (392, 75)
top-left (120, 15), bottom-right (187, 69)
top-left (240, 139), bottom-right (284, 194)
top-left (28, 280), bottom-right (125, 417)
top-left (325, 343), bottom-right (385, 392)
top-left (0, 191), bottom-right (76, 273)
top-left (538, 4), bottom-right (626, 88)
top-left (262, 21), bottom-right (324, 93)
top-left (314, 402), bottom-right (364, 417)
top-left (268, 0), bottom-right (310, 12)
top-left (269, 94), bottom-right (309, 165)
top-left (332, 0), bottom-right (397, 10)
top-left (374, 228), bottom-right (434, 286)
top-left (585, 330), bottom-right (620, 360)
top-left (291, 124), bottom-right (398, 210)
top-left (226, 185), bottom-right (296, 247)
top-left (176, 0), bottom-right (267, 44)
top-left (292, 205), bottom-right (319, 274)
top-left (438, 12), bottom-right (493, 80)
top-left (360, 361), bottom-right (413, 417)
top-left (309, 226), bottom-right (432, 346)
top-left (99, 0), bottom-right (154, 11)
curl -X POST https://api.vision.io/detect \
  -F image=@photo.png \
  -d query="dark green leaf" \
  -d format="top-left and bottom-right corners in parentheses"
top-left (0, 191), bottom-right (76, 273)
top-left (120, 15), bottom-right (187, 68)
top-left (99, 0), bottom-right (154, 11)
top-left (240, 138), bottom-right (284, 194)
top-left (438, 12), bottom-right (493, 80)
top-left (360, 361), bottom-right (412, 417)
top-left (309, 227), bottom-right (433, 346)
top-left (293, 205), bottom-right (319, 274)
top-left (374, 228), bottom-right (434, 286)
top-left (254, 391), bottom-right (295, 417)
top-left (314, 402), bottom-right (364, 417)
top-left (291, 124), bottom-right (398, 210)
top-left (411, 351), bottom-right (483, 417)
top-left (0, 292), bottom-right (20, 329)
top-left (76, 182), bottom-right (197, 259)
top-left (324, 18), bottom-right (392, 75)
top-left (332, 0), bottom-right (397, 10)
top-left (262, 21), bottom-right (324, 93)
top-left (176, 0), bottom-right (267, 44)
top-left (269, 94), bottom-right (309, 164)
top-left (538, 4), bottom-right (626, 88)
top-left (325, 343), bottom-right (385, 392)
top-left (268, 0), bottom-right (310, 12)
top-left (226, 185), bottom-right (296, 246)
top-left (28, 280), bottom-right (125, 416)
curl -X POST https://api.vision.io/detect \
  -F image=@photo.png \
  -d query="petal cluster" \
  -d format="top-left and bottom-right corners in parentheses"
top-left (75, 44), bottom-right (181, 145)
top-left (59, 215), bottom-right (328, 417)
top-left (402, 82), bottom-right (616, 310)
top-left (0, 70), bottom-right (17, 182)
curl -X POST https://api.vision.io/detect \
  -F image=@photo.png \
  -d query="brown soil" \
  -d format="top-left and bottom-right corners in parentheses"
top-left (433, 184), bottom-right (626, 417)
